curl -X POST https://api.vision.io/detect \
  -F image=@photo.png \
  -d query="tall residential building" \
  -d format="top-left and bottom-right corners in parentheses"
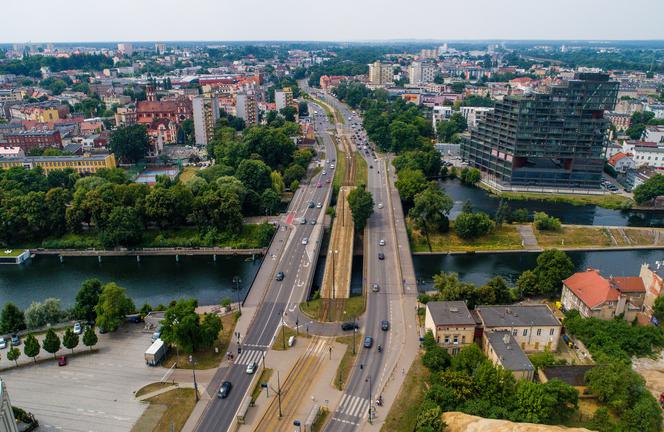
top-left (236, 92), bottom-right (258, 125)
top-left (0, 379), bottom-right (19, 432)
top-left (461, 73), bottom-right (618, 190)
top-left (192, 96), bottom-right (220, 146)
top-left (368, 61), bottom-right (393, 85)
top-left (275, 88), bottom-right (294, 111)
top-left (155, 43), bottom-right (166, 55)
top-left (117, 43), bottom-right (133, 56)
top-left (408, 61), bottom-right (437, 84)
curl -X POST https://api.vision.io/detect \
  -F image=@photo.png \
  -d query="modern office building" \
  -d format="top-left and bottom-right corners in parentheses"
top-left (192, 96), bottom-right (220, 146)
top-left (461, 72), bottom-right (618, 190)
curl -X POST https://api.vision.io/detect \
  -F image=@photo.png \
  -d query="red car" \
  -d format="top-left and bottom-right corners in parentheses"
top-left (317, 182), bottom-right (322, 188)
top-left (58, 356), bottom-right (67, 366)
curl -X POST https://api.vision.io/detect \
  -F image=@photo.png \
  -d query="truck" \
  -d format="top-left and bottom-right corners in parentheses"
top-left (145, 339), bottom-right (167, 366)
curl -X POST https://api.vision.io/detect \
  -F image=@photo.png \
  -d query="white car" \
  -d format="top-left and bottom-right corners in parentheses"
top-left (0, 337), bottom-right (6, 349)
top-left (322, 170), bottom-right (327, 175)
top-left (73, 322), bottom-right (82, 335)
top-left (377, 203), bottom-right (384, 209)
top-left (379, 239), bottom-right (385, 246)
top-left (316, 202), bottom-right (322, 208)
top-left (302, 237), bottom-right (309, 245)
top-left (246, 361), bottom-right (258, 374)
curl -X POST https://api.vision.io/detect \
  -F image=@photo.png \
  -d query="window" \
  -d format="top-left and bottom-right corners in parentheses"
top-left (522, 329), bottom-right (528, 336)
top-left (537, 329), bottom-right (542, 336)
top-left (453, 336), bottom-right (458, 344)
top-left (461, 336), bottom-right (466, 343)
top-left (444, 336), bottom-right (449, 344)
top-left (549, 328), bottom-right (555, 336)
top-left (512, 329), bottom-right (517, 336)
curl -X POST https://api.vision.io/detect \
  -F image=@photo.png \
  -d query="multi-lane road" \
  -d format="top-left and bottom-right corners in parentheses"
top-left (194, 103), bottom-right (337, 431)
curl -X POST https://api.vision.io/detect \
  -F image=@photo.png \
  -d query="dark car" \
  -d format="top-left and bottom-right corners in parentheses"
top-left (58, 355), bottom-right (67, 366)
top-left (11, 334), bottom-right (20, 346)
top-left (341, 322), bottom-right (359, 331)
top-left (308, 201), bottom-right (315, 208)
top-left (218, 381), bottom-right (232, 399)
top-left (276, 271), bottom-right (285, 281)
top-left (364, 336), bottom-right (374, 348)
top-left (378, 252), bottom-right (385, 260)
top-left (381, 320), bottom-right (390, 331)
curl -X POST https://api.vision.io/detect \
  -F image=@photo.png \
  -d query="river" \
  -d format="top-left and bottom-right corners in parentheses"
top-left (442, 179), bottom-right (664, 227)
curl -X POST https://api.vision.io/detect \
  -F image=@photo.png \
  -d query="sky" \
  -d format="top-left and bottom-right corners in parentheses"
top-left (2, 0), bottom-right (664, 43)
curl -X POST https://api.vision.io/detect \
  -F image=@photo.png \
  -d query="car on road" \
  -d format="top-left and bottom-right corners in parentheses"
top-left (381, 320), bottom-right (390, 331)
top-left (0, 337), bottom-right (6, 349)
top-left (378, 252), bottom-right (385, 260)
top-left (317, 182), bottom-right (322, 188)
top-left (58, 356), bottom-right (67, 367)
top-left (330, 164), bottom-right (335, 169)
top-left (379, 239), bottom-right (385, 246)
top-left (316, 202), bottom-right (322, 208)
top-left (246, 361), bottom-right (258, 374)
top-left (276, 271), bottom-right (285, 281)
top-left (322, 170), bottom-right (327, 175)
top-left (302, 237), bottom-right (309, 245)
top-left (341, 322), bottom-right (359, 331)
top-left (372, 283), bottom-right (380, 292)
top-left (308, 201), bottom-right (315, 208)
top-left (73, 322), bottom-right (82, 335)
top-left (369, 165), bottom-right (373, 169)
top-left (364, 336), bottom-right (374, 348)
top-left (377, 203), bottom-right (384, 209)
top-left (310, 219), bottom-right (316, 225)
top-left (326, 178), bottom-right (330, 183)
top-left (218, 381), bottom-right (233, 399)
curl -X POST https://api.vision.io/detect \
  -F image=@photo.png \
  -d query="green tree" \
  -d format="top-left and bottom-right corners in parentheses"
top-left (280, 106), bottom-right (297, 122)
top-left (200, 313), bottom-right (222, 349)
top-left (23, 334), bottom-right (40, 363)
top-left (73, 279), bottom-right (103, 323)
top-left (192, 189), bottom-right (243, 234)
top-left (533, 249), bottom-right (574, 297)
top-left (586, 361), bottom-right (645, 414)
top-left (422, 346), bottom-right (452, 372)
top-left (6, 347), bottom-right (20, 366)
top-left (415, 403), bottom-right (445, 432)
top-left (236, 159), bottom-right (272, 192)
top-left (620, 395), bottom-right (662, 432)
top-left (0, 303), bottom-right (26, 334)
top-left (94, 282), bottom-right (135, 332)
top-left (100, 206), bottom-right (143, 247)
top-left (109, 125), bottom-right (150, 163)
top-left (450, 344), bottom-right (486, 375)
top-left (260, 189), bottom-right (281, 215)
top-left (62, 327), bottom-right (79, 354)
top-left (82, 326), bottom-right (98, 350)
top-left (283, 164), bottom-right (306, 187)
top-left (634, 174), bottom-right (664, 205)
top-left (25, 298), bottom-right (65, 329)
top-left (42, 328), bottom-right (61, 358)
top-left (534, 212), bottom-right (562, 231)
top-left (653, 296), bottom-right (664, 324)
top-left (410, 186), bottom-right (453, 250)
top-left (347, 187), bottom-right (374, 232)
top-left (516, 270), bottom-right (538, 297)
top-left (587, 407), bottom-right (615, 432)
top-left (459, 167), bottom-right (481, 184)
top-left (271, 171), bottom-right (285, 194)
top-left (454, 212), bottom-right (494, 239)
top-left (160, 299), bottom-right (214, 353)
top-left (437, 112), bottom-right (467, 142)
top-left (395, 168), bottom-right (428, 204)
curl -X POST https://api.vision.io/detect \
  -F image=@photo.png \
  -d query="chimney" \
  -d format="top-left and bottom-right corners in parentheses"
top-left (502, 334), bottom-right (510, 345)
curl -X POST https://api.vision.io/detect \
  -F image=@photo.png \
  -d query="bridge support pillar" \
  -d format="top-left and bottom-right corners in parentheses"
top-left (98, 256), bottom-right (102, 263)
top-left (176, 255), bottom-right (179, 262)
top-left (59, 255), bottom-right (63, 263)
top-left (213, 254), bottom-right (217, 262)
top-left (136, 255), bottom-right (140, 263)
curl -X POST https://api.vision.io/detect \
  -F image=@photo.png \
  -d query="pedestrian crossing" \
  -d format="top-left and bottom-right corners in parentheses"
top-left (235, 349), bottom-right (264, 366)
top-left (334, 393), bottom-right (369, 419)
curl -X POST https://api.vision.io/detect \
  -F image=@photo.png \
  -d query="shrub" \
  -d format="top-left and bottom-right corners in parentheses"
top-left (534, 212), bottom-right (562, 231)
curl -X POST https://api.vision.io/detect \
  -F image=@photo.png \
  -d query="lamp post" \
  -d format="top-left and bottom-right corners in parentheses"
top-left (233, 275), bottom-right (242, 314)
top-left (189, 355), bottom-right (199, 402)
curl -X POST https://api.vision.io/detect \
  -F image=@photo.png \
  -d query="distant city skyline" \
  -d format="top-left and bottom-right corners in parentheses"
top-left (2, 0), bottom-right (664, 43)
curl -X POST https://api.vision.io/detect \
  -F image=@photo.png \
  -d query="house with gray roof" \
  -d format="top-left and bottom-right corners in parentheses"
top-left (484, 331), bottom-right (535, 381)
top-left (425, 301), bottom-right (477, 355)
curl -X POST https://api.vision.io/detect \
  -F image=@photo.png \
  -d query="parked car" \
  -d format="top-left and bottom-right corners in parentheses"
top-left (0, 337), bottom-right (6, 349)
top-left (378, 252), bottom-right (385, 260)
top-left (372, 283), bottom-right (380, 292)
top-left (381, 320), bottom-right (390, 331)
top-left (364, 336), bottom-right (374, 348)
top-left (58, 356), bottom-right (67, 366)
top-left (11, 335), bottom-right (20, 346)
top-left (341, 322), bottom-right (359, 331)
top-left (73, 322), bottom-right (82, 335)
top-left (316, 202), bottom-right (322, 208)
top-left (379, 239), bottom-right (385, 246)
top-left (302, 237), bottom-right (309, 245)
top-left (246, 361), bottom-right (258, 375)
top-left (151, 330), bottom-right (161, 342)
top-left (218, 381), bottom-right (233, 398)
top-left (276, 271), bottom-right (285, 281)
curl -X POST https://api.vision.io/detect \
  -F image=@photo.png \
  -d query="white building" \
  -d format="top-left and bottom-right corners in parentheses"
top-left (0, 379), bottom-right (19, 432)
top-left (645, 104), bottom-right (664, 119)
top-left (460, 106), bottom-right (494, 128)
top-left (275, 88), bottom-right (293, 111)
top-left (632, 145), bottom-right (664, 168)
top-left (368, 61), bottom-right (393, 86)
top-left (117, 43), bottom-right (133, 56)
top-left (408, 61), bottom-right (437, 84)
top-left (192, 96), bottom-right (220, 146)
top-left (236, 92), bottom-right (257, 125)
top-left (432, 105), bottom-right (453, 125)
top-left (645, 126), bottom-right (664, 144)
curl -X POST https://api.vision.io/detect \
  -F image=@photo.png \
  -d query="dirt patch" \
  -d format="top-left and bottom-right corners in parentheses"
top-left (442, 412), bottom-right (592, 432)
top-left (633, 350), bottom-right (664, 398)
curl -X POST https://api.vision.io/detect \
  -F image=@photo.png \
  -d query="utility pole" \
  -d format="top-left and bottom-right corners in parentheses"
top-left (233, 275), bottom-right (242, 314)
top-left (277, 370), bottom-right (283, 418)
top-left (190, 355), bottom-right (199, 402)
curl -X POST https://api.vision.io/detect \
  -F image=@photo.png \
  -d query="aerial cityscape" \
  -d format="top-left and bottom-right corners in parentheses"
top-left (2, 2), bottom-right (664, 432)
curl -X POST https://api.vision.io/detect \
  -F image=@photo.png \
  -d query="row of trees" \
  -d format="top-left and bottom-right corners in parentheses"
top-left (0, 327), bottom-right (98, 366)
top-left (633, 174), bottom-right (664, 205)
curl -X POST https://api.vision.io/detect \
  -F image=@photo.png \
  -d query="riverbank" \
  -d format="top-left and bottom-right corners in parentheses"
top-left (409, 219), bottom-right (664, 254)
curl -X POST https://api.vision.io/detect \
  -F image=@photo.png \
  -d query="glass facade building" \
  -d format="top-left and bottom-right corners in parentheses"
top-left (461, 73), bottom-right (618, 190)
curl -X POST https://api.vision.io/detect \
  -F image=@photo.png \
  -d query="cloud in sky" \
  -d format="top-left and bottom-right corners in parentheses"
top-left (2, 0), bottom-right (663, 43)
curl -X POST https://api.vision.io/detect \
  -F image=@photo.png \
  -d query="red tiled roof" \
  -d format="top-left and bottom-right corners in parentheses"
top-left (608, 152), bottom-right (631, 166)
top-left (612, 277), bottom-right (645, 293)
top-left (136, 100), bottom-right (177, 113)
top-left (563, 269), bottom-right (618, 309)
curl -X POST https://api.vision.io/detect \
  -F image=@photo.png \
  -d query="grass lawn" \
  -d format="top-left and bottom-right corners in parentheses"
top-left (300, 295), bottom-right (365, 322)
top-left (334, 334), bottom-right (363, 390)
top-left (355, 152), bottom-right (368, 186)
top-left (494, 189), bottom-right (634, 210)
top-left (408, 220), bottom-right (523, 253)
top-left (251, 368), bottom-right (273, 402)
top-left (381, 356), bottom-right (430, 432)
top-left (271, 325), bottom-right (310, 351)
top-left (162, 312), bottom-right (239, 369)
top-left (136, 382), bottom-right (173, 398)
top-left (178, 166), bottom-right (199, 183)
top-left (332, 145), bottom-right (348, 191)
top-left (132, 388), bottom-right (197, 432)
top-left (624, 228), bottom-right (658, 245)
top-left (0, 249), bottom-right (27, 257)
top-left (535, 226), bottom-right (613, 248)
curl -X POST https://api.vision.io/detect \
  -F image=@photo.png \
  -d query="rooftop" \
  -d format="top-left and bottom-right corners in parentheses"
top-left (486, 331), bottom-right (534, 372)
top-left (476, 304), bottom-right (559, 327)
top-left (427, 301), bottom-right (476, 326)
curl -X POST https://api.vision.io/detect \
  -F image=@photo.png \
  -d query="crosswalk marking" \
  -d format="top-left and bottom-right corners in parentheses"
top-left (235, 349), bottom-right (264, 365)
top-left (335, 394), bottom-right (369, 419)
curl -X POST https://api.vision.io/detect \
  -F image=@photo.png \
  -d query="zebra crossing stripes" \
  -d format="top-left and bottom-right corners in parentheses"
top-left (335, 394), bottom-right (369, 419)
top-left (235, 349), bottom-right (264, 366)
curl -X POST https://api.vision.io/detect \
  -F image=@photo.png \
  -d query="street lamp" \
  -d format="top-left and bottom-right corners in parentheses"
top-left (232, 275), bottom-right (242, 314)
top-left (189, 355), bottom-right (199, 402)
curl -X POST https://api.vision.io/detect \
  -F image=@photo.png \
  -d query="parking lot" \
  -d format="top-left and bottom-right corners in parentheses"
top-left (1, 323), bottom-right (165, 431)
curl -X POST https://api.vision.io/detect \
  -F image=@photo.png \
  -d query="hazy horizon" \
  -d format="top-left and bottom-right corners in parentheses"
top-left (2, 0), bottom-right (664, 44)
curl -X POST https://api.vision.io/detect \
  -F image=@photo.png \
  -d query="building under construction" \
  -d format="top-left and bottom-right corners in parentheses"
top-left (461, 72), bottom-right (618, 190)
